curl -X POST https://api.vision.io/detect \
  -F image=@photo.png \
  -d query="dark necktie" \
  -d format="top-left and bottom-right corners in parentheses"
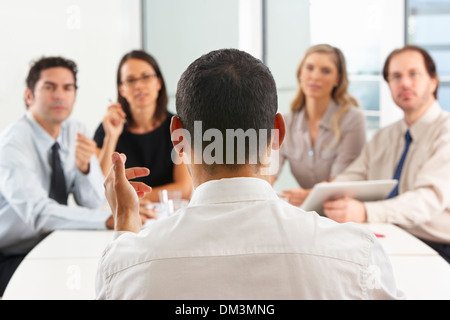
top-left (387, 130), bottom-right (412, 199)
top-left (49, 142), bottom-right (68, 205)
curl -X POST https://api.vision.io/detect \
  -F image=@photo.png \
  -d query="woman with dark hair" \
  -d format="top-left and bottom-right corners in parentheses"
top-left (94, 50), bottom-right (192, 206)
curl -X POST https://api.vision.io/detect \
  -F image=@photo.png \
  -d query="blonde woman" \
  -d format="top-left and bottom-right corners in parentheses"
top-left (273, 44), bottom-right (366, 206)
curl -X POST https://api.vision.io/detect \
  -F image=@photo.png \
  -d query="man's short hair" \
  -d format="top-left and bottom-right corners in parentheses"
top-left (25, 56), bottom-right (78, 99)
top-left (382, 45), bottom-right (439, 99)
top-left (175, 49), bottom-right (278, 173)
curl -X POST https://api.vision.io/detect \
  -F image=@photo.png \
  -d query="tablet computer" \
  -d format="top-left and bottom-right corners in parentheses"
top-left (300, 179), bottom-right (398, 215)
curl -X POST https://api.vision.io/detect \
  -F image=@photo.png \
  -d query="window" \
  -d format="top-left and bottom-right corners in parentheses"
top-left (264, 0), bottom-right (405, 142)
top-left (407, 0), bottom-right (450, 111)
top-left (308, 0), bottom-right (400, 139)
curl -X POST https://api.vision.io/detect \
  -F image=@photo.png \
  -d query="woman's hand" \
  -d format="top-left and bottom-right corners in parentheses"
top-left (102, 103), bottom-right (127, 139)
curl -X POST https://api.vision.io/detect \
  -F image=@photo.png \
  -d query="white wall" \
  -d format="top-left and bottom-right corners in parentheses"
top-left (143, 0), bottom-right (240, 113)
top-left (0, 0), bottom-right (142, 136)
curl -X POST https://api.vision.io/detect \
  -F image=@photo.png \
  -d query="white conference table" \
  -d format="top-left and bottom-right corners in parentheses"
top-left (364, 223), bottom-right (450, 299)
top-left (3, 222), bottom-right (450, 300)
top-left (2, 230), bottom-right (113, 300)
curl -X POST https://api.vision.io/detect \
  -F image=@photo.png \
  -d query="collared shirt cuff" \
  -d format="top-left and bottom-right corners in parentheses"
top-left (76, 156), bottom-right (105, 198)
top-left (112, 230), bottom-right (135, 241)
top-left (364, 201), bottom-right (389, 223)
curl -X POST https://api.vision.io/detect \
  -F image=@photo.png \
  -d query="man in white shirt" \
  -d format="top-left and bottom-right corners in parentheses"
top-left (96, 49), bottom-right (403, 299)
top-left (323, 46), bottom-right (450, 264)
top-left (0, 57), bottom-right (120, 295)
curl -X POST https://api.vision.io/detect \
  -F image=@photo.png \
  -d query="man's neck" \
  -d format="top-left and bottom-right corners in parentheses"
top-left (30, 112), bottom-right (62, 139)
top-left (305, 96), bottom-right (331, 123)
top-left (190, 164), bottom-right (267, 189)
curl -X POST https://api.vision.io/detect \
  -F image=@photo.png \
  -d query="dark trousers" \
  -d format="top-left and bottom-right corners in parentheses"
top-left (420, 239), bottom-right (450, 264)
top-left (0, 253), bottom-right (26, 297)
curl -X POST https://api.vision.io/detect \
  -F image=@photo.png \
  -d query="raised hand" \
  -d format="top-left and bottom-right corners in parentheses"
top-left (104, 152), bottom-right (152, 232)
top-left (102, 103), bottom-right (126, 139)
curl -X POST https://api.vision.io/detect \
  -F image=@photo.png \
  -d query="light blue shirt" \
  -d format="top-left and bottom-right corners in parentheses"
top-left (0, 112), bottom-right (110, 255)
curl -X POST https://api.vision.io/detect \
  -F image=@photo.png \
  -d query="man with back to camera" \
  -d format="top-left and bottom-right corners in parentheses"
top-left (96, 49), bottom-right (404, 299)
top-left (0, 56), bottom-right (150, 296)
top-left (323, 45), bottom-right (450, 264)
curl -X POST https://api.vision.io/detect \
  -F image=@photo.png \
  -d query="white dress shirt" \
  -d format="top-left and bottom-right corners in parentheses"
top-left (0, 112), bottom-right (110, 255)
top-left (96, 177), bottom-right (403, 300)
top-left (335, 102), bottom-right (450, 244)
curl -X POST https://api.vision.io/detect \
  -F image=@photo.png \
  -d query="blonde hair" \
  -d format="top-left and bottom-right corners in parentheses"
top-left (291, 44), bottom-right (360, 147)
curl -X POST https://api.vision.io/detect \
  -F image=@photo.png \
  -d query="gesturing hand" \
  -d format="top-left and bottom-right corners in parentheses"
top-left (104, 152), bottom-right (152, 233)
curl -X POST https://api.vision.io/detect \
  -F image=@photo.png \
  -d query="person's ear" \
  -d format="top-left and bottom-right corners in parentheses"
top-left (272, 113), bottom-right (286, 150)
top-left (430, 76), bottom-right (438, 98)
top-left (24, 88), bottom-right (34, 108)
top-left (170, 116), bottom-right (185, 154)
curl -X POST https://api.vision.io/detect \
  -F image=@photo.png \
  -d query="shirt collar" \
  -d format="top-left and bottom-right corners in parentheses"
top-left (25, 111), bottom-right (69, 152)
top-left (189, 177), bottom-right (279, 206)
top-left (319, 99), bottom-right (340, 130)
top-left (405, 101), bottom-right (442, 142)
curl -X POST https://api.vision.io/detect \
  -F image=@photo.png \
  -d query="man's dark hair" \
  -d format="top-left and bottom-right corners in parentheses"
top-left (116, 50), bottom-right (168, 126)
top-left (26, 56), bottom-right (78, 92)
top-left (25, 56), bottom-right (78, 108)
top-left (176, 48), bottom-right (278, 172)
top-left (383, 45), bottom-right (439, 99)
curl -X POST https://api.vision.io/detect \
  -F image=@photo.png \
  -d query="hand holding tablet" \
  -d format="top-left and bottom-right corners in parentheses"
top-left (300, 179), bottom-right (398, 216)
